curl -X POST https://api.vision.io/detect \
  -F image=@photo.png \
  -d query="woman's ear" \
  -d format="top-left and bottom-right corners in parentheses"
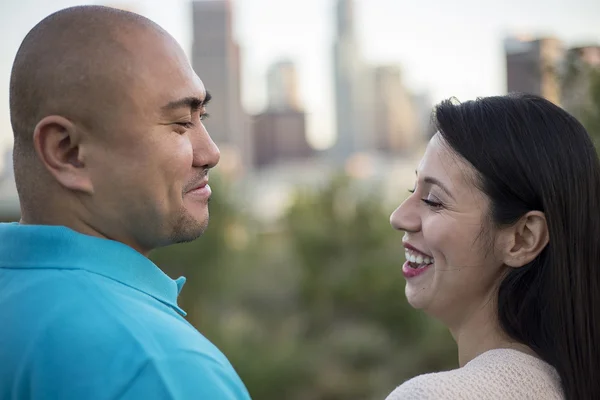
top-left (500, 211), bottom-right (549, 268)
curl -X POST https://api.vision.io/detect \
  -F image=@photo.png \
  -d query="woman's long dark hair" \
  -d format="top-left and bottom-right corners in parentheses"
top-left (434, 93), bottom-right (600, 399)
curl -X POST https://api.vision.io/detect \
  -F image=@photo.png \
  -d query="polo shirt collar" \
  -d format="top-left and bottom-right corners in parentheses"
top-left (0, 223), bottom-right (187, 316)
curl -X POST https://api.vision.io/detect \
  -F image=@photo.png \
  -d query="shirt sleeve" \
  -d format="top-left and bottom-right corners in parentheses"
top-left (117, 352), bottom-right (252, 400)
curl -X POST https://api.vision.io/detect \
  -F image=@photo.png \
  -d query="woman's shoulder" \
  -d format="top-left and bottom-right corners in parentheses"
top-left (385, 349), bottom-right (563, 400)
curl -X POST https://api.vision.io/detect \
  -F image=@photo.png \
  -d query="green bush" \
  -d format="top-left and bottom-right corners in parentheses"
top-left (151, 172), bottom-right (456, 400)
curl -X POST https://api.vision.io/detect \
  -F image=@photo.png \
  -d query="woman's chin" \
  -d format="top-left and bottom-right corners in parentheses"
top-left (404, 285), bottom-right (430, 310)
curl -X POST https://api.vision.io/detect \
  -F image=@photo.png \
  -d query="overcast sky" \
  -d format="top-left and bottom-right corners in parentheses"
top-left (1, 0), bottom-right (599, 152)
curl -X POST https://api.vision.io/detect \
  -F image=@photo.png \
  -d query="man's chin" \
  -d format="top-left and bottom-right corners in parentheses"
top-left (170, 214), bottom-right (209, 244)
top-left (133, 211), bottom-right (209, 253)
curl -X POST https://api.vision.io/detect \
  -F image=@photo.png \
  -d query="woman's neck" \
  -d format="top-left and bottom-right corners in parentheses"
top-left (449, 301), bottom-right (537, 367)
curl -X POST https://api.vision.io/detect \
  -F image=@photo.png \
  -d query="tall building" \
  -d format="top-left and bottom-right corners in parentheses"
top-left (331, 0), bottom-right (374, 164)
top-left (505, 36), bottom-right (564, 104)
top-left (252, 61), bottom-right (312, 168)
top-left (252, 111), bottom-right (312, 168)
top-left (191, 0), bottom-right (252, 174)
top-left (1, 147), bottom-right (13, 181)
top-left (0, 146), bottom-right (18, 221)
top-left (412, 92), bottom-right (436, 139)
top-left (372, 66), bottom-right (420, 153)
top-left (561, 45), bottom-right (600, 116)
top-left (267, 60), bottom-right (301, 111)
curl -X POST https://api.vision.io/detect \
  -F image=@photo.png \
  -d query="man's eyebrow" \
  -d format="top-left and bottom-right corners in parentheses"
top-left (415, 170), bottom-right (455, 200)
top-left (161, 91), bottom-right (212, 112)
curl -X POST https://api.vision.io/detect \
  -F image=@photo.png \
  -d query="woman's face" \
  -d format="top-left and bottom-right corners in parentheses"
top-left (390, 134), bottom-right (509, 327)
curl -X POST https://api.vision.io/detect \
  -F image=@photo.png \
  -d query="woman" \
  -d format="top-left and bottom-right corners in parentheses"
top-left (386, 94), bottom-right (600, 400)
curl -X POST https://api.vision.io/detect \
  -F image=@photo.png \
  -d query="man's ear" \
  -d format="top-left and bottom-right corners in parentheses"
top-left (501, 211), bottom-right (549, 268)
top-left (32, 115), bottom-right (94, 194)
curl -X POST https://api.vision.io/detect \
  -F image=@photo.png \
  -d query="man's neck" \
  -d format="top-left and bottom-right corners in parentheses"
top-left (20, 213), bottom-right (101, 238)
top-left (19, 213), bottom-right (150, 257)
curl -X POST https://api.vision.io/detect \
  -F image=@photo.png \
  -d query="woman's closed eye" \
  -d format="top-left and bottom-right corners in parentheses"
top-left (421, 196), bottom-right (443, 209)
top-left (408, 187), bottom-right (444, 209)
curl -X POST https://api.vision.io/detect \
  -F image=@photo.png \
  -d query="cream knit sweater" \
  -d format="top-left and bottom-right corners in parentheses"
top-left (385, 349), bottom-right (563, 399)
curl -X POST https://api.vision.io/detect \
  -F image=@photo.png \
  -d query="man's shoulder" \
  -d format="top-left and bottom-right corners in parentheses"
top-left (3, 268), bottom-right (173, 356)
top-left (118, 352), bottom-right (251, 399)
top-left (15, 268), bottom-right (233, 361)
top-left (8, 270), bottom-right (146, 354)
top-left (1, 269), bottom-right (251, 399)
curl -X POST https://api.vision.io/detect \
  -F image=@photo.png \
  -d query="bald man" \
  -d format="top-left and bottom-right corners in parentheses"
top-left (0, 5), bottom-right (251, 400)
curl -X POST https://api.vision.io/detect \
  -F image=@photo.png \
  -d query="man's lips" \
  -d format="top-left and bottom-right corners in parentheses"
top-left (186, 179), bottom-right (208, 193)
top-left (185, 179), bottom-right (211, 199)
top-left (189, 182), bottom-right (207, 191)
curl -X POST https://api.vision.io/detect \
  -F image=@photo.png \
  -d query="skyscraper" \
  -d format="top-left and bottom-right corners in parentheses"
top-left (0, 146), bottom-right (18, 221)
top-left (412, 92), bottom-right (435, 139)
top-left (191, 0), bottom-right (251, 173)
top-left (1, 147), bottom-right (13, 181)
top-left (331, 0), bottom-right (374, 164)
top-left (252, 60), bottom-right (312, 168)
top-left (505, 36), bottom-right (564, 104)
top-left (372, 66), bottom-right (420, 154)
top-left (267, 60), bottom-right (301, 111)
top-left (252, 111), bottom-right (311, 168)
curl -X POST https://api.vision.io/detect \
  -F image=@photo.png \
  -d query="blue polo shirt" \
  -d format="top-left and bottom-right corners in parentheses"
top-left (0, 223), bottom-right (251, 399)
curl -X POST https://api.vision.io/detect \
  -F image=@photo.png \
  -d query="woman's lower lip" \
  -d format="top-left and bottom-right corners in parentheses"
top-left (402, 260), bottom-right (433, 279)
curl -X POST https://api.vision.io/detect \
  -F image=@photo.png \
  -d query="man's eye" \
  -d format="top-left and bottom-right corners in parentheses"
top-left (200, 113), bottom-right (210, 121)
top-left (176, 122), bottom-right (194, 128)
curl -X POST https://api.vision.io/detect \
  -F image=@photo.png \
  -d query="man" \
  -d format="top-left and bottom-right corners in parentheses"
top-left (0, 5), bottom-right (251, 399)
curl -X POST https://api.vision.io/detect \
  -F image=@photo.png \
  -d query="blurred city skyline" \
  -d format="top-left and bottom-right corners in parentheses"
top-left (1, 0), bottom-right (599, 155)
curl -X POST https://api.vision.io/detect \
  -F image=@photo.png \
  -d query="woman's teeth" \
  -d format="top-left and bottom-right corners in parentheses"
top-left (405, 249), bottom-right (433, 268)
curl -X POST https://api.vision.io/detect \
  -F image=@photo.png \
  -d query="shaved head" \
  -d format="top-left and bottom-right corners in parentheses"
top-left (9, 5), bottom-right (220, 254)
top-left (10, 6), bottom-right (167, 153)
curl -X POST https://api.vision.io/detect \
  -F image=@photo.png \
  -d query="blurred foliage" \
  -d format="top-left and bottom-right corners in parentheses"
top-left (151, 173), bottom-right (456, 400)
top-left (562, 52), bottom-right (600, 145)
top-left (582, 69), bottom-right (600, 143)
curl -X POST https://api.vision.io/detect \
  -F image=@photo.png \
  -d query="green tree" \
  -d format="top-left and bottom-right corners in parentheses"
top-left (149, 172), bottom-right (457, 400)
top-left (281, 174), bottom-right (456, 399)
top-left (150, 173), bottom-right (250, 329)
top-left (581, 69), bottom-right (600, 142)
top-left (562, 51), bottom-right (600, 145)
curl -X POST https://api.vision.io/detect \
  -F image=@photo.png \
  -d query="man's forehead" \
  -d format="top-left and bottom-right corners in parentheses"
top-left (124, 44), bottom-right (206, 109)
top-left (118, 25), bottom-right (196, 80)
top-left (96, 22), bottom-right (208, 114)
